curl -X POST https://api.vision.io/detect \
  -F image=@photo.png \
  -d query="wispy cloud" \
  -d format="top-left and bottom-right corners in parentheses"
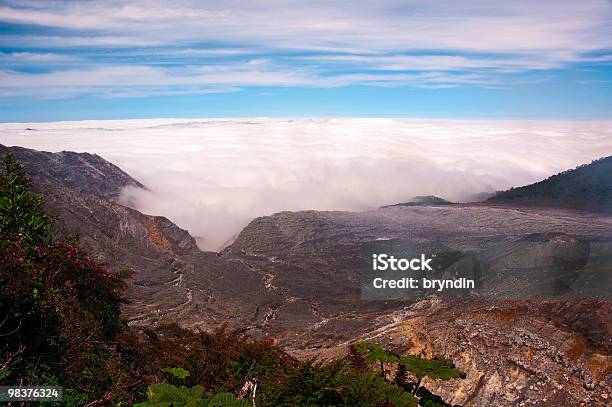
top-left (0, 0), bottom-right (611, 99)
top-left (0, 63), bottom-right (317, 98)
top-left (2, 1), bottom-right (610, 52)
top-left (0, 60), bottom-right (516, 97)
top-left (0, 51), bottom-right (80, 63)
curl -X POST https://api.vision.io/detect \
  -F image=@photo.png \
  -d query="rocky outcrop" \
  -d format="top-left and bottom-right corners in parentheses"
top-left (0, 144), bottom-right (144, 200)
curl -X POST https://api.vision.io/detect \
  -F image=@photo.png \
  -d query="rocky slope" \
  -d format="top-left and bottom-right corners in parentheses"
top-left (302, 300), bottom-right (610, 406)
top-left (0, 144), bottom-right (280, 331)
top-left (2, 144), bottom-right (610, 406)
top-left (0, 144), bottom-right (144, 200)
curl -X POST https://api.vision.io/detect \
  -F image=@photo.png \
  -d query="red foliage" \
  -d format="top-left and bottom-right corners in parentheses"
top-left (116, 323), bottom-right (296, 396)
top-left (0, 234), bottom-right (131, 398)
top-left (346, 344), bottom-right (368, 371)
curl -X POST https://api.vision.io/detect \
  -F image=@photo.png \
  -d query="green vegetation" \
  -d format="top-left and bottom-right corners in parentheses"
top-left (488, 156), bottom-right (612, 212)
top-left (118, 324), bottom-right (421, 406)
top-left (262, 361), bottom-right (417, 407)
top-left (0, 153), bottom-right (54, 244)
top-left (135, 384), bottom-right (250, 407)
top-left (0, 153), bottom-right (466, 406)
top-left (353, 342), bottom-right (398, 377)
top-left (352, 341), bottom-right (465, 406)
top-left (0, 153), bottom-right (131, 403)
top-left (399, 355), bottom-right (465, 395)
top-left (162, 367), bottom-right (191, 381)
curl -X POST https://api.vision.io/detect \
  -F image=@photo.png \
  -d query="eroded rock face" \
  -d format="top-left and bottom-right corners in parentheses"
top-left (4, 145), bottom-right (611, 406)
top-left (307, 300), bottom-right (611, 407)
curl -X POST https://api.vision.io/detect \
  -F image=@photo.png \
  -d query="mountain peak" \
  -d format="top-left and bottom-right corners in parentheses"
top-left (0, 144), bottom-right (145, 201)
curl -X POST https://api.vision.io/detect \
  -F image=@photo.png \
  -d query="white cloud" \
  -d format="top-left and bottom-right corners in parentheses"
top-left (0, 63), bottom-right (318, 97)
top-left (295, 54), bottom-right (567, 72)
top-left (0, 60), bottom-right (514, 97)
top-left (1, 1), bottom-right (610, 55)
top-left (1, 118), bottom-right (611, 250)
top-left (0, 1), bottom-right (611, 97)
top-left (0, 51), bottom-right (80, 63)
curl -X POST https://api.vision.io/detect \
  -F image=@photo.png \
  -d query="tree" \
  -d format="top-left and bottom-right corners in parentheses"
top-left (350, 341), bottom-right (465, 404)
top-left (399, 355), bottom-right (465, 395)
top-left (0, 153), bottom-right (54, 244)
top-left (353, 341), bottom-right (398, 378)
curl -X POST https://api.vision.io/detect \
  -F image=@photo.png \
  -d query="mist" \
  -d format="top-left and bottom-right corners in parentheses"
top-left (2, 118), bottom-right (611, 250)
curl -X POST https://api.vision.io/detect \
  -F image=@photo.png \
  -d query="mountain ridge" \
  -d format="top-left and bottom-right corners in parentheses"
top-left (488, 156), bottom-right (612, 212)
top-left (0, 144), bottom-right (146, 200)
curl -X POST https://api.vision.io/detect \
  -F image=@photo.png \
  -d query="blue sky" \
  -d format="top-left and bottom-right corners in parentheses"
top-left (1, 0), bottom-right (612, 122)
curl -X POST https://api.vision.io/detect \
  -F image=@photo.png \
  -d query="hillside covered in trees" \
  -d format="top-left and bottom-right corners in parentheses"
top-left (488, 156), bottom-right (612, 212)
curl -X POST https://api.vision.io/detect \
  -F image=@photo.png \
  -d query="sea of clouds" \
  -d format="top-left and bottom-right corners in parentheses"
top-left (1, 118), bottom-right (611, 250)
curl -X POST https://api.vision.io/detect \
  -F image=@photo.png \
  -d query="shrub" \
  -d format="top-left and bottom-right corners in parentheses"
top-left (116, 323), bottom-right (289, 397)
top-left (0, 154), bottom-right (131, 404)
top-left (262, 360), bottom-right (417, 407)
top-left (134, 383), bottom-right (251, 407)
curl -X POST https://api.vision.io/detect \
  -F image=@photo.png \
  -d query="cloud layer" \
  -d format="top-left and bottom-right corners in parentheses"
top-left (2, 118), bottom-right (611, 249)
top-left (1, 1), bottom-right (611, 98)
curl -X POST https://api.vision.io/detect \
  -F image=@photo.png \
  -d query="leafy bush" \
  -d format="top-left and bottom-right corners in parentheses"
top-left (0, 153), bottom-right (54, 244)
top-left (134, 383), bottom-right (250, 407)
top-left (0, 153), bottom-right (131, 404)
top-left (263, 361), bottom-right (417, 407)
top-left (163, 366), bottom-right (191, 381)
top-left (116, 323), bottom-right (289, 398)
top-left (121, 332), bottom-right (421, 406)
